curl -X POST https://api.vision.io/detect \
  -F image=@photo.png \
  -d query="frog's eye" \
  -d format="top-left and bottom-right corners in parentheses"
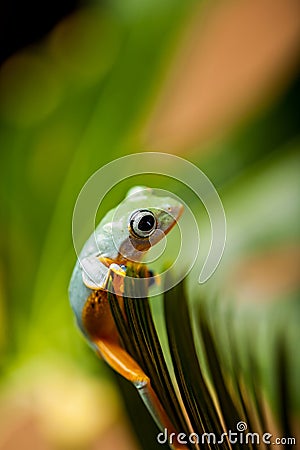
top-left (129, 209), bottom-right (157, 238)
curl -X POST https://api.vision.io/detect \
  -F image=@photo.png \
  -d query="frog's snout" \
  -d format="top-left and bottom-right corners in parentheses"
top-left (158, 203), bottom-right (184, 236)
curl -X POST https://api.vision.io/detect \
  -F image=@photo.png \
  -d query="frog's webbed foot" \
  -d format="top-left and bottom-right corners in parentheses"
top-left (104, 263), bottom-right (126, 295)
top-left (81, 256), bottom-right (158, 293)
top-left (109, 263), bottom-right (127, 278)
top-left (80, 256), bottom-right (127, 292)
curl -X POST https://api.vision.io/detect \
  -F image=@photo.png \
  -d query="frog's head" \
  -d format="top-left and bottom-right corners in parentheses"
top-left (115, 186), bottom-right (183, 261)
top-left (126, 186), bottom-right (183, 238)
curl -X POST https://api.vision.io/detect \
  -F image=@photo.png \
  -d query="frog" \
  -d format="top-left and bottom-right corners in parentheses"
top-left (69, 186), bottom-right (185, 449)
top-left (69, 186), bottom-right (183, 333)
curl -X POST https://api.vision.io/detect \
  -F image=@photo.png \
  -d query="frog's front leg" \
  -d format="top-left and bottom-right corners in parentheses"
top-left (81, 255), bottom-right (126, 294)
top-left (80, 255), bottom-right (109, 290)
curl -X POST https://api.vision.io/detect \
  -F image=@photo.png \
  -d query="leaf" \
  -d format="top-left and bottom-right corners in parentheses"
top-left (164, 275), bottom-right (231, 450)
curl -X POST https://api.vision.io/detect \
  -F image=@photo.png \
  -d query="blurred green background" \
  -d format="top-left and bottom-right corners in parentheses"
top-left (0, 0), bottom-right (300, 448)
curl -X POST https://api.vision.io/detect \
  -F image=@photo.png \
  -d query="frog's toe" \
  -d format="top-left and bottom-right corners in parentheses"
top-left (109, 263), bottom-right (126, 277)
top-left (106, 263), bottom-right (126, 296)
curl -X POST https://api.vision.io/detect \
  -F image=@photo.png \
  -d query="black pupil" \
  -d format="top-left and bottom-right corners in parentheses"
top-left (138, 214), bottom-right (155, 232)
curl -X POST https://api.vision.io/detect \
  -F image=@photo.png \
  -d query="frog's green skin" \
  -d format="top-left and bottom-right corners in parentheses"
top-left (69, 186), bottom-right (183, 333)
